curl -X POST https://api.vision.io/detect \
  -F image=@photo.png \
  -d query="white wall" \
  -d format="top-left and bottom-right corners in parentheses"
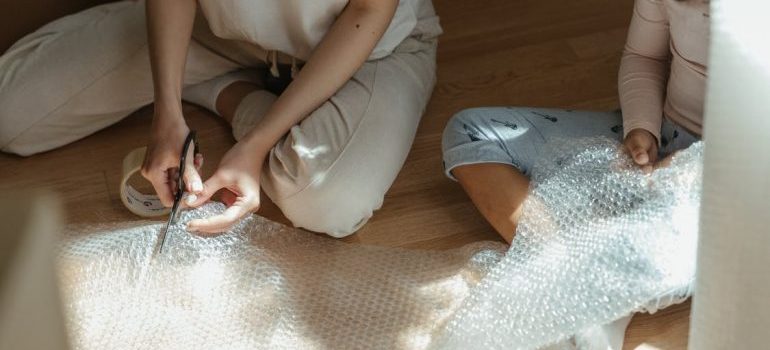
top-left (689, 1), bottom-right (770, 348)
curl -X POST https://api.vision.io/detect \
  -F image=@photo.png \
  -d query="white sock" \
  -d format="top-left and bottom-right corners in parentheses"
top-left (182, 70), bottom-right (260, 115)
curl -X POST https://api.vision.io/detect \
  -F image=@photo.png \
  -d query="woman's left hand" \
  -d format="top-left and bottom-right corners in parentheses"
top-left (185, 140), bottom-right (266, 234)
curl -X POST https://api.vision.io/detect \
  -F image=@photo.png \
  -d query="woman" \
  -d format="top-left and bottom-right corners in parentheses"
top-left (441, 0), bottom-right (709, 243)
top-left (0, 0), bottom-right (442, 236)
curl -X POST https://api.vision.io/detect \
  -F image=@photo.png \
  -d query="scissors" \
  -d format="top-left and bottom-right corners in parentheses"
top-left (156, 130), bottom-right (199, 255)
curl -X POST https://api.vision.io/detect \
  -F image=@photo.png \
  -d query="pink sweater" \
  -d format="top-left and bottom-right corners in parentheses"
top-left (619, 0), bottom-right (710, 140)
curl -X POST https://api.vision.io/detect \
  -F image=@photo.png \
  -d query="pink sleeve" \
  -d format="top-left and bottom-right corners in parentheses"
top-left (618, 0), bottom-right (671, 142)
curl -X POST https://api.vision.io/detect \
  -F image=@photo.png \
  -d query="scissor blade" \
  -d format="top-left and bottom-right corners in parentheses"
top-left (155, 199), bottom-right (181, 255)
top-left (155, 219), bottom-right (172, 255)
top-left (154, 130), bottom-right (196, 256)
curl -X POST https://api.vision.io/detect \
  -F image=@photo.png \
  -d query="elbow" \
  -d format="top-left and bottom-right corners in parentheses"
top-left (621, 44), bottom-right (671, 63)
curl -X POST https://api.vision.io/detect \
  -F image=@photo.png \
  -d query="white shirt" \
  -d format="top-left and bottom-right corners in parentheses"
top-left (198, 0), bottom-right (422, 61)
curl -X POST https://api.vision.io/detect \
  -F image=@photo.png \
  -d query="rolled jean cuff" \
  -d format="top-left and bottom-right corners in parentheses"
top-left (442, 143), bottom-right (517, 181)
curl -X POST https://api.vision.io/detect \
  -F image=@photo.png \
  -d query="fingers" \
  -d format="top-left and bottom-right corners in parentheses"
top-left (623, 129), bottom-right (659, 169)
top-left (182, 143), bottom-right (203, 194)
top-left (630, 146), bottom-right (650, 165)
top-left (181, 153), bottom-right (205, 205)
top-left (183, 156), bottom-right (204, 195)
top-left (167, 168), bottom-right (180, 195)
top-left (152, 177), bottom-right (175, 207)
top-left (187, 194), bottom-right (260, 234)
top-left (140, 121), bottom-right (193, 207)
top-left (186, 175), bottom-right (260, 233)
top-left (143, 168), bottom-right (175, 207)
top-left (141, 148), bottom-right (174, 207)
top-left (647, 145), bottom-right (659, 164)
top-left (629, 144), bottom-right (657, 174)
top-left (194, 153), bottom-right (204, 171)
top-left (186, 203), bottom-right (248, 234)
top-left (186, 172), bottom-right (225, 207)
top-left (653, 151), bottom-right (678, 170)
top-left (622, 140), bottom-right (650, 165)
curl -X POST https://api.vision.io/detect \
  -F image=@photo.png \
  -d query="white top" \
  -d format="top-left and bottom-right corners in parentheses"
top-left (199, 0), bottom-right (422, 61)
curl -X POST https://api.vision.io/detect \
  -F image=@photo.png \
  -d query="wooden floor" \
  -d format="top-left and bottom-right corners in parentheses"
top-left (0, 0), bottom-right (689, 348)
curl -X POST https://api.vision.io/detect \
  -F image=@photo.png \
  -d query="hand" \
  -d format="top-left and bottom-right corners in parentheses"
top-left (623, 128), bottom-right (658, 173)
top-left (141, 112), bottom-right (204, 207)
top-left (186, 140), bottom-right (265, 233)
top-left (652, 150), bottom-right (679, 171)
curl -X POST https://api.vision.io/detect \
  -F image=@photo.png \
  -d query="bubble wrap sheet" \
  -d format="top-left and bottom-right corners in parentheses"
top-left (57, 206), bottom-right (505, 350)
top-left (57, 138), bottom-right (702, 350)
top-left (434, 138), bottom-right (703, 349)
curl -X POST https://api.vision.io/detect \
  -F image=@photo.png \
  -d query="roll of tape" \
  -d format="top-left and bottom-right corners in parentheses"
top-left (119, 147), bottom-right (171, 217)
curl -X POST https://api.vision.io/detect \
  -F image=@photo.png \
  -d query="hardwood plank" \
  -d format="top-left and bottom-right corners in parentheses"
top-left (0, 0), bottom-right (689, 348)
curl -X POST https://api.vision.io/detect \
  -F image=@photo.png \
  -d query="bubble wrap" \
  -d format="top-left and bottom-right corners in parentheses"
top-left (433, 138), bottom-right (702, 349)
top-left (57, 205), bottom-right (505, 350)
top-left (57, 138), bottom-right (702, 350)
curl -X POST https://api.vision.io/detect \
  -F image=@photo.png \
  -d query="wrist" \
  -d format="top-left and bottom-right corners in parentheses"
top-left (625, 128), bottom-right (653, 141)
top-left (153, 99), bottom-right (183, 117)
top-left (151, 109), bottom-right (186, 137)
top-left (626, 128), bottom-right (650, 137)
top-left (239, 128), bottom-right (274, 156)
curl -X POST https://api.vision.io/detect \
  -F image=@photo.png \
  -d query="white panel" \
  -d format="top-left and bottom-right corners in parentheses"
top-left (689, 0), bottom-right (770, 348)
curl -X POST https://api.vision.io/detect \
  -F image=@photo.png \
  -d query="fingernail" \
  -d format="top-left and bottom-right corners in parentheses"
top-left (192, 181), bottom-right (203, 192)
top-left (186, 194), bottom-right (197, 205)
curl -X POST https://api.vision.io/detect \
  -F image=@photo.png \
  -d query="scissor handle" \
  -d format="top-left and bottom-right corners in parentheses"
top-left (170, 130), bottom-right (198, 223)
top-left (176, 131), bottom-right (199, 195)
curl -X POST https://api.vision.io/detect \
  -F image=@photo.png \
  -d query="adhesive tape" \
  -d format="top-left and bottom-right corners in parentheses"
top-left (119, 147), bottom-right (171, 217)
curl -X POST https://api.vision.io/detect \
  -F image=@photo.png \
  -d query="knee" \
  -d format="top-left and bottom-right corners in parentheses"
top-left (0, 143), bottom-right (31, 156)
top-left (0, 111), bottom-right (28, 156)
top-left (0, 123), bottom-right (48, 156)
top-left (442, 107), bottom-right (496, 154)
top-left (0, 85), bottom-right (37, 156)
top-left (277, 185), bottom-right (383, 238)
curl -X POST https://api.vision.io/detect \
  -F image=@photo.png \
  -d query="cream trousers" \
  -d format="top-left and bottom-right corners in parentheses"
top-left (0, 0), bottom-right (440, 237)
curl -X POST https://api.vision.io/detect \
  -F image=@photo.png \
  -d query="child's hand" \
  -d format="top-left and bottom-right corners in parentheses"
top-left (623, 128), bottom-right (658, 173)
top-left (652, 150), bottom-right (679, 171)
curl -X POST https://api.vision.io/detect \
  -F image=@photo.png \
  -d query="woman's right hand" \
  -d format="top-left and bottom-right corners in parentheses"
top-left (623, 128), bottom-right (658, 173)
top-left (140, 110), bottom-right (203, 207)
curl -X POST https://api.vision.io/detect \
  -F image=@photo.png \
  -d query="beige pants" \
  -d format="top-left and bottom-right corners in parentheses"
top-left (0, 1), bottom-right (441, 237)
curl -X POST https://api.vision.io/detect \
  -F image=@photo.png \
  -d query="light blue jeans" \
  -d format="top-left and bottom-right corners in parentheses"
top-left (442, 107), bottom-right (699, 179)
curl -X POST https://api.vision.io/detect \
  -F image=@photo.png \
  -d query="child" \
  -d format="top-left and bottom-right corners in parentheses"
top-left (441, 0), bottom-right (708, 243)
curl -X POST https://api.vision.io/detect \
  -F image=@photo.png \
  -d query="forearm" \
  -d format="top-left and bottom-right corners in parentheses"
top-left (146, 0), bottom-right (197, 119)
top-left (240, 0), bottom-right (398, 151)
top-left (618, 0), bottom-right (671, 141)
top-left (619, 51), bottom-right (668, 140)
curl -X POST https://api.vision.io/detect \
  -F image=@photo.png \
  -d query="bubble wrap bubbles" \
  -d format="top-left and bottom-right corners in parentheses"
top-left (58, 138), bottom-right (703, 350)
top-left (57, 205), bottom-right (505, 350)
top-left (434, 138), bottom-right (703, 350)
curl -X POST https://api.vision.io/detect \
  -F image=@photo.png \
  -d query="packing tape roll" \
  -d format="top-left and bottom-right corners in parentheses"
top-left (119, 147), bottom-right (171, 217)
